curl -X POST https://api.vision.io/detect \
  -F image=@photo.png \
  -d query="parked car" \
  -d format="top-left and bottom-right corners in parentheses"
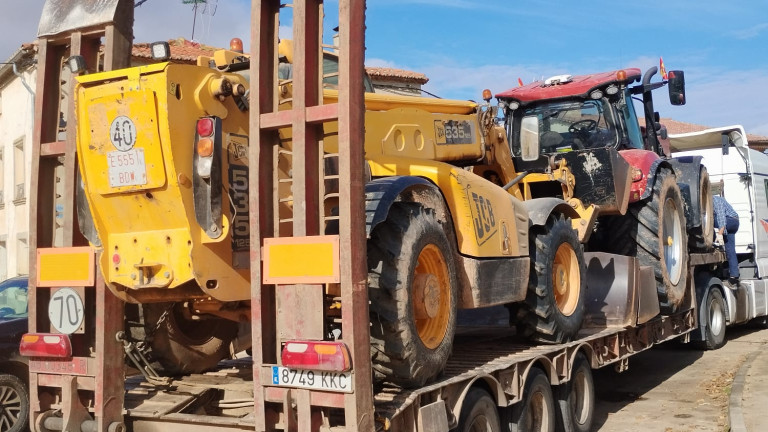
top-left (0, 275), bottom-right (29, 432)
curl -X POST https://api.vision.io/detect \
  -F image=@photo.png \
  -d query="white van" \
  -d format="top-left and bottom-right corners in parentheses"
top-left (671, 125), bottom-right (768, 327)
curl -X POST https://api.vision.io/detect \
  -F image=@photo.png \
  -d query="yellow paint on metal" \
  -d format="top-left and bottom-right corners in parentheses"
top-left (264, 237), bottom-right (340, 284)
top-left (367, 157), bottom-right (528, 258)
top-left (75, 62), bottom-right (250, 302)
top-left (38, 250), bottom-right (92, 286)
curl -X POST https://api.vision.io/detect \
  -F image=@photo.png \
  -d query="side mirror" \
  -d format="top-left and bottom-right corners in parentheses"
top-left (520, 116), bottom-right (540, 161)
top-left (721, 132), bottom-right (730, 155)
top-left (668, 70), bottom-right (686, 105)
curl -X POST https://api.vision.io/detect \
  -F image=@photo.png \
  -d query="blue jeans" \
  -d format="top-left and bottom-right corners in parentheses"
top-left (720, 216), bottom-right (740, 279)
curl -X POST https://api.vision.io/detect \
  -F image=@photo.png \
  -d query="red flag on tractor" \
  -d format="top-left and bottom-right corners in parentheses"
top-left (660, 57), bottom-right (668, 80)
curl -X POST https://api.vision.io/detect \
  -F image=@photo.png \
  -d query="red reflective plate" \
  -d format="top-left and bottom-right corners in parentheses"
top-left (29, 357), bottom-right (88, 375)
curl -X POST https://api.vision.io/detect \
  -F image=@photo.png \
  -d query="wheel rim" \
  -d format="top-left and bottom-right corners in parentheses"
top-left (569, 369), bottom-right (592, 425)
top-left (710, 295), bottom-right (725, 337)
top-left (0, 383), bottom-right (22, 432)
top-left (553, 243), bottom-right (580, 317)
top-left (662, 196), bottom-right (684, 285)
top-left (412, 244), bottom-right (451, 350)
top-left (701, 183), bottom-right (713, 234)
top-left (524, 388), bottom-right (552, 432)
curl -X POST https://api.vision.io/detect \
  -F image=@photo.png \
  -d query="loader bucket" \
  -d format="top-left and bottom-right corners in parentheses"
top-left (559, 147), bottom-right (632, 215)
top-left (38, 0), bottom-right (132, 37)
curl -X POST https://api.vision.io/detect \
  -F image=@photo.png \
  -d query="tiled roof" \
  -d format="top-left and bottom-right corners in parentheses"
top-left (132, 38), bottom-right (219, 64)
top-left (642, 117), bottom-right (768, 142)
top-left (365, 67), bottom-right (429, 85)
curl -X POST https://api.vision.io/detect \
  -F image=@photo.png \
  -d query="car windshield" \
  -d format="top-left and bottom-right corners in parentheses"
top-left (0, 278), bottom-right (28, 320)
top-left (510, 99), bottom-right (620, 156)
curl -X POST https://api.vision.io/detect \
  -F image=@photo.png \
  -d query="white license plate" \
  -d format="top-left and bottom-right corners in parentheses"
top-left (107, 148), bottom-right (147, 188)
top-left (271, 366), bottom-right (353, 393)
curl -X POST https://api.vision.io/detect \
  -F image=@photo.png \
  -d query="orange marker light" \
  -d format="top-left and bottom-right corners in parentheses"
top-left (482, 89), bottom-right (492, 102)
top-left (230, 38), bottom-right (244, 53)
top-left (197, 138), bottom-right (214, 157)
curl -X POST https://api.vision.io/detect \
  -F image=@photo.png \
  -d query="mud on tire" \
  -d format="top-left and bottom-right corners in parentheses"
top-left (367, 202), bottom-right (459, 388)
top-left (595, 167), bottom-right (689, 314)
top-left (688, 167), bottom-right (714, 251)
top-left (510, 213), bottom-right (586, 344)
top-left (144, 302), bottom-right (238, 375)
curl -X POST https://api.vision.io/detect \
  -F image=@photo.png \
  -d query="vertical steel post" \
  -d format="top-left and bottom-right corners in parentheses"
top-left (249, 0), bottom-right (372, 430)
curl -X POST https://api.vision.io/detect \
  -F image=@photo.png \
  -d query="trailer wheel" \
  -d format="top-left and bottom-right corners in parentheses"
top-left (144, 303), bottom-right (237, 375)
top-left (556, 353), bottom-right (594, 432)
top-left (458, 388), bottom-right (501, 432)
top-left (689, 167), bottom-right (714, 251)
top-left (0, 373), bottom-right (29, 432)
top-left (696, 288), bottom-right (727, 350)
top-left (509, 368), bottom-right (556, 432)
top-left (368, 202), bottom-right (458, 388)
top-left (512, 214), bottom-right (586, 343)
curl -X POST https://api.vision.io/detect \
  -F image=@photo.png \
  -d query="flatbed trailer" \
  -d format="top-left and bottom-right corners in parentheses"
top-left (106, 252), bottom-right (721, 432)
top-left (23, 1), bottom-right (730, 431)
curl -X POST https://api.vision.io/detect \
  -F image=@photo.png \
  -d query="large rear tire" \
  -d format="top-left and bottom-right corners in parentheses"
top-left (689, 167), bottom-right (714, 251)
top-left (511, 214), bottom-right (586, 343)
top-left (458, 388), bottom-right (501, 432)
top-left (556, 353), bottom-right (594, 432)
top-left (0, 373), bottom-right (29, 432)
top-left (368, 202), bottom-right (459, 387)
top-left (509, 368), bottom-right (556, 432)
top-left (144, 302), bottom-right (238, 375)
top-left (597, 167), bottom-right (689, 314)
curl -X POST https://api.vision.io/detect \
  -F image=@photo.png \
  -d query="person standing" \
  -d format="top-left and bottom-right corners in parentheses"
top-left (713, 195), bottom-right (740, 285)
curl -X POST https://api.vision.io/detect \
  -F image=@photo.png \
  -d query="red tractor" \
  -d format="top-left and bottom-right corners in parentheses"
top-left (495, 67), bottom-right (713, 314)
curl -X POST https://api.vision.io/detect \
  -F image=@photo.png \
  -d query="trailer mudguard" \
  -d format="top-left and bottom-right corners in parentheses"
top-left (364, 175), bottom-right (436, 237)
top-left (521, 197), bottom-right (579, 228)
top-left (667, 155), bottom-right (706, 229)
top-left (692, 268), bottom-right (728, 342)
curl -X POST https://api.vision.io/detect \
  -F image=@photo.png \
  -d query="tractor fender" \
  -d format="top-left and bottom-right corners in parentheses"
top-left (522, 197), bottom-right (579, 228)
top-left (364, 176), bottom-right (442, 237)
top-left (639, 159), bottom-right (674, 201)
top-left (691, 268), bottom-right (729, 342)
top-left (667, 156), bottom-right (706, 229)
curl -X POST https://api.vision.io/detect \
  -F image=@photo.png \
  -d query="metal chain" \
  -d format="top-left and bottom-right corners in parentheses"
top-left (146, 303), bottom-right (174, 340)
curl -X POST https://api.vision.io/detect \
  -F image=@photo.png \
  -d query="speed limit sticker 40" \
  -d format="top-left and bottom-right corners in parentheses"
top-left (48, 288), bottom-right (85, 335)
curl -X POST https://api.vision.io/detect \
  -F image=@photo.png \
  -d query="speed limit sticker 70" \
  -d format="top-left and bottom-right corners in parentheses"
top-left (48, 288), bottom-right (85, 335)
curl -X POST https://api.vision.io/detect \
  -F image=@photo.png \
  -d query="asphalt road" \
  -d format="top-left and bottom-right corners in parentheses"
top-left (592, 325), bottom-right (768, 432)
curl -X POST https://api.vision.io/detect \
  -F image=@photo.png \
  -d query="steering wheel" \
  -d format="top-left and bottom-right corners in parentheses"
top-left (568, 119), bottom-right (597, 134)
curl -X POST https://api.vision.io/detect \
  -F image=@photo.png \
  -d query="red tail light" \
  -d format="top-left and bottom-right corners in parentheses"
top-left (197, 117), bottom-right (214, 137)
top-left (19, 333), bottom-right (72, 358)
top-left (282, 341), bottom-right (351, 372)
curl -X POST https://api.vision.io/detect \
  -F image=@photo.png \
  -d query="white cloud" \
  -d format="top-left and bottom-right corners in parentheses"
top-left (729, 22), bottom-right (768, 40)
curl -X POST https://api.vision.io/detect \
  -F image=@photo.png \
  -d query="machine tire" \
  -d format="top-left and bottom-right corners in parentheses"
top-left (600, 167), bottom-right (688, 314)
top-left (458, 388), bottom-right (501, 432)
top-left (696, 288), bottom-right (727, 350)
top-left (511, 214), bottom-right (586, 343)
top-left (368, 201), bottom-right (458, 388)
top-left (556, 353), bottom-right (594, 432)
top-left (509, 368), bottom-right (556, 432)
top-left (0, 373), bottom-right (29, 432)
top-left (689, 167), bottom-right (714, 251)
top-left (144, 302), bottom-right (238, 375)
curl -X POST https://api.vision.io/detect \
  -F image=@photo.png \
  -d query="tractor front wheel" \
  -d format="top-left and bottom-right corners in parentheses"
top-left (368, 202), bottom-right (458, 387)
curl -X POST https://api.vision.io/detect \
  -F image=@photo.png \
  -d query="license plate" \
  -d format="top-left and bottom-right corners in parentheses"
top-left (107, 148), bottom-right (147, 188)
top-left (29, 357), bottom-right (88, 375)
top-left (271, 366), bottom-right (353, 393)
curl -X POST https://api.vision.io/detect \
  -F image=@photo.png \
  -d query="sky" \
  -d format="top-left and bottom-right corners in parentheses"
top-left (3, 0), bottom-right (768, 136)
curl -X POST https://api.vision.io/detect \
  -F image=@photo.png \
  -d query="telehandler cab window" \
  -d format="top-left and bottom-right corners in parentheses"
top-left (511, 99), bottom-right (619, 156)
